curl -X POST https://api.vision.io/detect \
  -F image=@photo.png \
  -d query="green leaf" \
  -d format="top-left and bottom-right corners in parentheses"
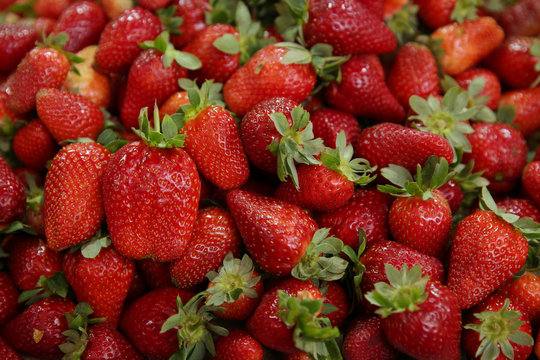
top-left (81, 236), bottom-right (111, 258)
top-left (174, 52), bottom-right (202, 70)
top-left (162, 116), bottom-right (179, 140)
top-left (160, 313), bottom-right (182, 333)
top-left (213, 33), bottom-right (240, 55)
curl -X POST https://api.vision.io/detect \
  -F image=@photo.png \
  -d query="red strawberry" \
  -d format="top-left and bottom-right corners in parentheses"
top-left (359, 0), bottom-right (384, 19)
top-left (387, 42), bottom-right (440, 110)
top-left (0, 335), bottom-right (22, 360)
top-left (36, 88), bottom-right (104, 143)
top-left (437, 179), bottom-right (464, 214)
top-left (137, 0), bottom-right (170, 10)
top-left (342, 315), bottom-right (398, 360)
top-left (44, 142), bottom-right (110, 251)
top-left (159, 90), bottom-right (190, 117)
top-left (0, 23), bottom-right (39, 73)
top-left (213, 329), bottom-right (263, 360)
top-left (12, 119), bottom-right (57, 171)
top-left (499, 87), bottom-right (540, 138)
top-left (82, 324), bottom-right (143, 360)
top-left (1, 296), bottom-right (76, 360)
top-left (496, 0), bottom-right (540, 37)
top-left (496, 198), bottom-right (540, 223)
top-left (325, 55), bottom-right (405, 123)
top-left (170, 207), bottom-right (242, 289)
top-left (33, 0), bottom-right (72, 19)
top-left (414, 0), bottom-right (480, 29)
top-left (136, 258), bottom-right (174, 289)
top-left (0, 155), bottom-right (26, 228)
top-left (169, 0), bottom-right (210, 48)
top-left (523, 162), bottom-right (540, 208)
top-left (498, 272), bottom-right (540, 326)
top-left (454, 68), bottom-right (501, 110)
top-left (103, 108), bottom-right (200, 261)
top-left (536, 332), bottom-right (540, 359)
top-left (321, 281), bottom-right (348, 328)
top-left (0, 273), bottom-right (20, 327)
top-left (94, 7), bottom-right (162, 75)
top-left (310, 108), bottom-right (360, 147)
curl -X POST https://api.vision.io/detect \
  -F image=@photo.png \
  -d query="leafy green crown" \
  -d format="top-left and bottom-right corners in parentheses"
top-left (133, 104), bottom-right (186, 148)
top-left (140, 32), bottom-right (202, 70)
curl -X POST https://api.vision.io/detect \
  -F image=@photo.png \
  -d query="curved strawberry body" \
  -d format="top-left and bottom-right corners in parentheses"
top-left (0, 23), bottom-right (38, 73)
top-left (310, 108), bottom-right (360, 147)
top-left (12, 119), bottom-right (57, 171)
top-left (103, 141), bottom-right (200, 261)
top-left (498, 272), bottom-right (540, 326)
top-left (0, 335), bottom-right (21, 360)
top-left (496, 198), bottom-right (540, 223)
top-left (454, 68), bottom-right (501, 110)
top-left (213, 329), bottom-right (263, 360)
top-left (0, 156), bottom-right (26, 228)
top-left (322, 281), bottom-right (348, 328)
top-left (0, 273), bottom-right (19, 327)
top-left (499, 87), bottom-right (540, 138)
top-left (170, 0), bottom-right (210, 48)
top-left (342, 315), bottom-right (398, 360)
top-left (437, 179), bottom-right (463, 214)
top-left (83, 324), bottom-right (143, 360)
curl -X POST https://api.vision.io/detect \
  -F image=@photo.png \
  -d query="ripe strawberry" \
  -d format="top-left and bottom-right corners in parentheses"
top-left (12, 119), bottom-right (57, 171)
top-left (0, 23), bottom-right (39, 73)
top-left (0, 273), bottom-right (20, 327)
top-left (44, 142), bottom-right (110, 251)
top-left (0, 155), bottom-right (26, 228)
top-left (206, 254), bottom-right (264, 321)
top-left (103, 108), bottom-right (200, 261)
top-left (136, 258), bottom-right (174, 289)
top-left (354, 122), bottom-right (453, 175)
top-left (33, 0), bottom-right (72, 19)
top-left (120, 288), bottom-right (195, 359)
top-left (359, 0), bottom-right (384, 19)
top-left (94, 7), bottom-right (162, 75)
top-left (499, 87), bottom-right (540, 138)
top-left (1, 296), bottom-right (76, 360)
top-left (453, 68), bottom-right (501, 110)
top-left (176, 80), bottom-right (250, 190)
top-left (169, 0), bottom-right (210, 48)
top-left (447, 188), bottom-right (531, 309)
top-left (496, 198), bottom-right (540, 223)
top-left (437, 179), bottom-right (464, 213)
top-left (414, 0), bottom-right (481, 29)
top-left (498, 272), bottom-right (540, 326)
top-left (82, 324), bottom-right (143, 360)
top-left (321, 281), bottom-right (348, 328)
top-left (137, 0), bottom-right (170, 10)
top-left (0, 335), bottom-right (22, 360)
top-left (366, 265), bottom-right (462, 360)
top-left (170, 207), bottom-right (242, 289)
top-left (496, 0), bottom-right (540, 37)
top-left (213, 329), bottom-right (263, 360)
top-left (463, 295), bottom-right (534, 360)
top-left (536, 332), bottom-right (540, 359)
top-left (325, 55), bottom-right (405, 123)
top-left (523, 162), bottom-right (540, 208)
top-left (310, 108), bottom-right (360, 147)
top-left (387, 42), bottom-right (440, 110)
top-left (342, 315), bottom-right (398, 360)
top-left (432, 16), bottom-right (504, 76)
top-left (159, 90), bottom-right (190, 117)
top-left (53, 0), bottom-right (107, 53)
top-left (223, 45), bottom-right (316, 117)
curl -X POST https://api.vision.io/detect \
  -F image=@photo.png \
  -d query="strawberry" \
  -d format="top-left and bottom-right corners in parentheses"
top-left (170, 207), bottom-right (242, 289)
top-left (342, 315), bottom-right (398, 360)
top-left (387, 42), bottom-right (440, 110)
top-left (136, 258), bottom-right (174, 289)
top-left (354, 122), bottom-right (454, 175)
top-left (453, 68), bottom-right (501, 110)
top-left (496, 0), bottom-right (540, 37)
top-left (206, 254), bottom-right (264, 321)
top-left (82, 324), bottom-right (143, 360)
top-left (359, 0), bottom-right (384, 19)
top-left (94, 7), bottom-right (162, 75)
top-left (366, 265), bottom-right (462, 360)
top-left (1, 296), bottom-right (76, 360)
top-left (33, 0), bottom-right (72, 19)
top-left (437, 179), bottom-right (464, 213)
top-left (169, 0), bottom-right (210, 48)
top-left (523, 162), bottom-right (540, 208)
top-left (447, 188), bottom-right (532, 309)
top-left (463, 295), bottom-right (534, 360)
top-left (44, 142), bottom-right (110, 251)
top-left (159, 90), bottom-right (190, 117)
top-left (100, 0), bottom-right (133, 19)
top-left (12, 119), bottom-right (58, 171)
top-left (325, 55), bottom-right (405, 124)
top-left (53, 0), bottom-right (107, 53)
top-left (0, 155), bottom-right (26, 228)
top-left (120, 288), bottom-right (195, 359)
top-left (414, 0), bottom-right (481, 29)
top-left (310, 108), bottom-right (361, 148)
top-left (0, 23), bottom-right (39, 73)
top-left (498, 272), bottom-right (540, 326)
top-left (499, 87), bottom-right (540, 138)
top-left (321, 281), bottom-right (348, 328)
top-left (496, 198), bottom-right (540, 223)
top-left (102, 107), bottom-right (200, 261)
top-left (384, 0), bottom-right (409, 19)
top-left (0, 336), bottom-right (22, 360)
top-left (536, 333), bottom-right (540, 359)
top-left (175, 80), bottom-right (250, 190)
top-left (213, 329), bottom-right (263, 360)
top-left (0, 272), bottom-right (20, 327)
top-left (432, 16), bottom-right (504, 76)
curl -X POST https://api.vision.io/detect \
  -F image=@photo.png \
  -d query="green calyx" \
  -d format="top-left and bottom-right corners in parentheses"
top-left (206, 253), bottom-right (261, 306)
top-left (60, 303), bottom-right (106, 360)
top-left (161, 293), bottom-right (229, 360)
top-left (320, 131), bottom-right (376, 185)
top-left (275, 0), bottom-right (308, 44)
top-left (450, 0), bottom-right (482, 23)
top-left (341, 229), bottom-right (367, 303)
top-left (450, 150), bottom-right (490, 193)
top-left (139, 32), bottom-right (202, 70)
top-left (133, 104), bottom-right (186, 148)
top-left (364, 264), bottom-right (429, 318)
top-left (530, 39), bottom-right (540, 88)
top-left (464, 298), bottom-right (534, 360)
top-left (292, 228), bottom-right (349, 282)
top-left (267, 106), bottom-right (324, 188)
top-left (18, 272), bottom-right (69, 305)
top-left (173, 79), bottom-right (225, 128)
top-left (24, 171), bottom-right (43, 213)
top-left (37, 32), bottom-right (84, 75)
top-left (386, 3), bottom-right (419, 46)
top-left (156, 6), bottom-right (183, 36)
top-left (277, 290), bottom-right (342, 360)
top-left (378, 156), bottom-right (452, 200)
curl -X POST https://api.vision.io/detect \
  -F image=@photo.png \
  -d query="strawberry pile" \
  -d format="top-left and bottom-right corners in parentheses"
top-left (1, 0), bottom-right (540, 359)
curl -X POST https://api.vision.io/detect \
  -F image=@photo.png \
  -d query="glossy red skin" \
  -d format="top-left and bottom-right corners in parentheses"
top-left (213, 329), bottom-right (263, 360)
top-left (462, 294), bottom-right (533, 360)
top-left (226, 189), bottom-right (317, 277)
top-left (246, 278), bottom-right (322, 354)
top-left (6, 47), bottom-right (69, 114)
top-left (497, 0), bottom-right (540, 37)
top-left (322, 281), bottom-right (348, 328)
top-left (448, 210), bottom-right (529, 309)
top-left (63, 246), bottom-right (135, 328)
top-left (120, 288), bottom-right (195, 360)
top-left (414, 0), bottom-right (457, 29)
top-left (463, 123), bottom-right (527, 193)
top-left (33, 0), bottom-right (71, 19)
top-left (0, 335), bottom-right (22, 360)
top-left (496, 198), bottom-right (540, 223)
top-left (83, 324), bottom-right (143, 360)
top-left (354, 123), bottom-right (454, 175)
top-left (44, 143), bottom-right (110, 251)
top-left (184, 24), bottom-right (240, 84)
top-left (0, 273), bottom-right (20, 327)
top-left (0, 24), bottom-right (38, 73)
top-left (137, 0), bottom-right (171, 11)
top-left (358, 0), bottom-right (384, 19)
top-left (498, 272), bottom-right (540, 326)
top-left (523, 162), bottom-right (540, 209)
top-left (12, 119), bottom-right (57, 171)
top-left (103, 141), bottom-right (201, 261)
top-left (389, 190), bottom-right (452, 258)
top-left (387, 42), bottom-right (440, 110)
top-left (342, 315), bottom-right (398, 360)
top-left (317, 188), bottom-right (390, 249)
top-left (5, 236), bottom-right (62, 291)
top-left (437, 179), bottom-right (463, 214)
top-left (53, 0), bottom-right (107, 53)
top-left (0, 156), bottom-right (26, 228)
top-left (454, 68), bottom-right (501, 110)
top-left (120, 49), bottom-right (186, 130)
top-left (182, 106), bottom-right (250, 190)
top-left (136, 258), bottom-right (174, 289)
top-left (1, 297), bottom-right (76, 360)
top-left (310, 108), bottom-right (360, 147)
top-left (381, 281), bottom-right (461, 360)
top-left (170, 0), bottom-right (210, 48)
top-left (224, 45), bottom-right (316, 117)
top-left (499, 87), bottom-right (540, 138)
top-left (325, 56), bottom-right (405, 124)
top-left (170, 207), bottom-right (242, 289)
top-left (36, 88), bottom-right (105, 143)
top-left (95, 7), bottom-right (162, 75)
top-left (241, 97), bottom-right (298, 174)
top-left (303, 0), bottom-right (396, 56)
